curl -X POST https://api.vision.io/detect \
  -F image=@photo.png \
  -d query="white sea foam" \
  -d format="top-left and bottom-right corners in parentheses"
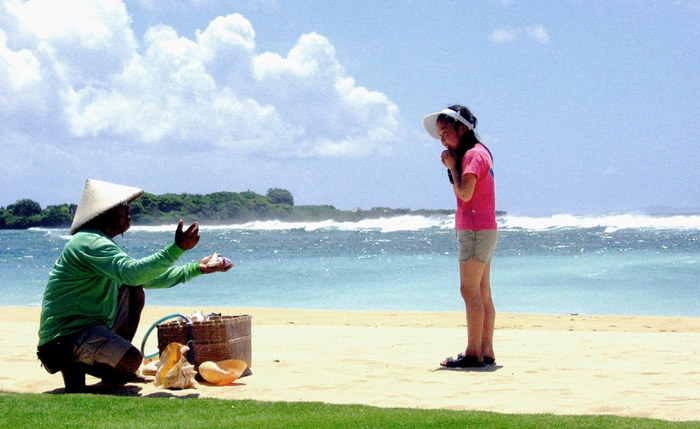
top-left (499, 213), bottom-right (700, 231)
top-left (198, 213), bottom-right (700, 232)
top-left (128, 225), bottom-right (176, 233)
top-left (199, 215), bottom-right (455, 233)
top-left (31, 213), bottom-right (700, 234)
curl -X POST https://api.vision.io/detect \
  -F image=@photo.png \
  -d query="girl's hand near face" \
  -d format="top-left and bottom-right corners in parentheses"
top-left (441, 150), bottom-right (456, 169)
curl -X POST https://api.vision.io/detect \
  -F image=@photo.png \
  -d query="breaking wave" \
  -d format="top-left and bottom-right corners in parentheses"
top-left (122, 213), bottom-right (700, 233)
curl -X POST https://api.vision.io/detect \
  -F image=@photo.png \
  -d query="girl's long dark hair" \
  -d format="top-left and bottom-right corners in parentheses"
top-left (439, 105), bottom-right (491, 183)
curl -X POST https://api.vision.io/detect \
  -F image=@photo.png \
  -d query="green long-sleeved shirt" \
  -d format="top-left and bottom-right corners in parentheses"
top-left (38, 229), bottom-right (201, 346)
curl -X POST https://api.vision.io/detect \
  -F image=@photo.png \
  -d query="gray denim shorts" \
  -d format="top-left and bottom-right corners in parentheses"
top-left (456, 229), bottom-right (498, 263)
top-left (73, 325), bottom-right (134, 367)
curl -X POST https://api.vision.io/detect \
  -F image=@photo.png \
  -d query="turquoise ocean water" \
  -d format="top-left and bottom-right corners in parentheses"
top-left (1, 214), bottom-right (698, 317)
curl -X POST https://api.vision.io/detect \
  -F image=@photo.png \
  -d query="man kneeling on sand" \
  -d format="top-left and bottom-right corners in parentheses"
top-left (37, 179), bottom-right (233, 392)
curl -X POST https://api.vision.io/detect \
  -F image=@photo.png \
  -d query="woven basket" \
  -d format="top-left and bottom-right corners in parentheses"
top-left (157, 314), bottom-right (252, 368)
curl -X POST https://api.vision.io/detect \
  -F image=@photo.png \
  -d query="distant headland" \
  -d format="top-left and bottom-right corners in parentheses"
top-left (1, 188), bottom-right (505, 230)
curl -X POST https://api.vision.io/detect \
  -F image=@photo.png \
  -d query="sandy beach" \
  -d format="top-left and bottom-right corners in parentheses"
top-left (1, 306), bottom-right (698, 422)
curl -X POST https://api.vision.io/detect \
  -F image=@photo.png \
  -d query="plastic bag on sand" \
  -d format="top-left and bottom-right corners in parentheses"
top-left (154, 342), bottom-right (197, 389)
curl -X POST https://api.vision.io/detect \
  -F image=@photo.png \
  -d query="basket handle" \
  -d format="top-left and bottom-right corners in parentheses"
top-left (140, 313), bottom-right (194, 362)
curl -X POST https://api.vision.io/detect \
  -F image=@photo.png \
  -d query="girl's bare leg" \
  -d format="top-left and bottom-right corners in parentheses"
top-left (480, 261), bottom-right (496, 361)
top-left (459, 257), bottom-right (487, 360)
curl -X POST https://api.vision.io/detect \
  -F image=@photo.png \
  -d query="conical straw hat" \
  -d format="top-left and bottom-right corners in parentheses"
top-left (70, 179), bottom-right (143, 234)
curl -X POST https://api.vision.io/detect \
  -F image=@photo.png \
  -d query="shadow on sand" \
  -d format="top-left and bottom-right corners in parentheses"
top-left (433, 364), bottom-right (503, 373)
top-left (44, 378), bottom-right (201, 398)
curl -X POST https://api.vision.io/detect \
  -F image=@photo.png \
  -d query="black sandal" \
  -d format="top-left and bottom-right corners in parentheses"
top-left (441, 353), bottom-right (485, 368)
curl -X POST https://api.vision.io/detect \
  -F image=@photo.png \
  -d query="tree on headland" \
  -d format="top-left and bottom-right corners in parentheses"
top-left (266, 188), bottom-right (294, 206)
top-left (0, 200), bottom-right (75, 229)
top-left (8, 199), bottom-right (42, 217)
top-left (40, 205), bottom-right (75, 227)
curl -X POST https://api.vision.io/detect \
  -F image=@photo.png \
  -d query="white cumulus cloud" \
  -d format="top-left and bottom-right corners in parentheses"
top-left (0, 0), bottom-right (400, 159)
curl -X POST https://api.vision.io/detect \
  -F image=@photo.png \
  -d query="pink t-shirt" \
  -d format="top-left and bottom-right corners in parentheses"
top-left (454, 143), bottom-right (497, 230)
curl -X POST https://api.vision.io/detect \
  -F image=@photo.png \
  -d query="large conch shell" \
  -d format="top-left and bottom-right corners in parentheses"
top-left (154, 342), bottom-right (197, 389)
top-left (198, 359), bottom-right (247, 386)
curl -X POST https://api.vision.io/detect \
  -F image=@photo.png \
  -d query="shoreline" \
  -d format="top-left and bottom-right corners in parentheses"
top-left (2, 306), bottom-right (699, 421)
top-left (7, 305), bottom-right (699, 332)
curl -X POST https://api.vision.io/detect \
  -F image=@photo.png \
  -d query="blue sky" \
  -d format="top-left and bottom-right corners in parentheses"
top-left (1, 0), bottom-right (698, 216)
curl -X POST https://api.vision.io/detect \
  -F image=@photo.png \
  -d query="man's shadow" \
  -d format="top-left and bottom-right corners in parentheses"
top-left (44, 379), bottom-right (201, 398)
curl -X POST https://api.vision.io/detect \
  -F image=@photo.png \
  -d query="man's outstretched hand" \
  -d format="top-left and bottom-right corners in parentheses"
top-left (199, 254), bottom-right (235, 274)
top-left (175, 221), bottom-right (200, 251)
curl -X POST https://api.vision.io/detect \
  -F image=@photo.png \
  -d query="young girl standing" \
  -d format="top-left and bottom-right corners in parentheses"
top-left (423, 105), bottom-right (498, 367)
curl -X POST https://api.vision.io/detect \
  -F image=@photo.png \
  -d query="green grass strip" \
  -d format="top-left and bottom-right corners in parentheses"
top-left (0, 391), bottom-right (696, 429)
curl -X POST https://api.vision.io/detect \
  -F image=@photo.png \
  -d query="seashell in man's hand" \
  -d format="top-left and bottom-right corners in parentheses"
top-left (206, 253), bottom-right (221, 267)
top-left (206, 253), bottom-right (233, 268)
